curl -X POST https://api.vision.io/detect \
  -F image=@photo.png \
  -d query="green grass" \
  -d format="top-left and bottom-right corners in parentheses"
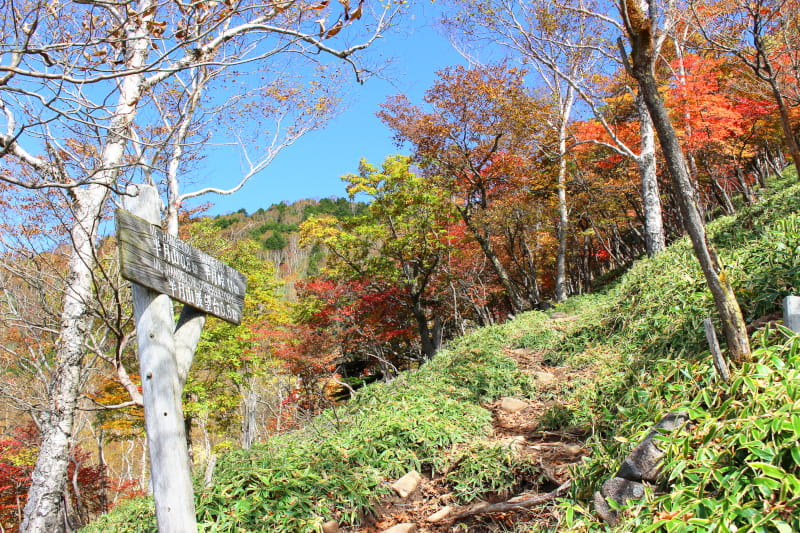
top-left (543, 171), bottom-right (800, 530)
top-left (84, 320), bottom-right (534, 532)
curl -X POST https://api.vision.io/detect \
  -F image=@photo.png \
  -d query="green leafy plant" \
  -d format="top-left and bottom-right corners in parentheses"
top-left (445, 442), bottom-right (542, 503)
top-left (539, 403), bottom-right (573, 431)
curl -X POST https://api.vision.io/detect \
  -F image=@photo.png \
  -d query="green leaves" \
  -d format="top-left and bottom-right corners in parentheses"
top-left (444, 442), bottom-right (541, 503)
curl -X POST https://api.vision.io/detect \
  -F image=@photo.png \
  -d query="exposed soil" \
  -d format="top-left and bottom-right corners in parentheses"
top-left (344, 342), bottom-right (591, 533)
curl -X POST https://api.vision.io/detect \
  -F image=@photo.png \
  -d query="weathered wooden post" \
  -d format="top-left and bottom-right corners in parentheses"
top-left (117, 185), bottom-right (246, 532)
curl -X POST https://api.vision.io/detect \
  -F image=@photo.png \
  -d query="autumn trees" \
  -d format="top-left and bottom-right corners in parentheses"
top-left (691, 0), bottom-right (800, 172)
top-left (614, 0), bottom-right (752, 363)
top-left (302, 156), bottom-right (457, 360)
top-left (434, 0), bottom-right (791, 364)
top-left (297, 21), bottom-right (791, 371)
top-left (379, 66), bottom-right (554, 314)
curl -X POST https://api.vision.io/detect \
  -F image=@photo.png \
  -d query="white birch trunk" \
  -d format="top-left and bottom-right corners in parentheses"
top-left (554, 86), bottom-right (575, 303)
top-left (21, 185), bottom-right (106, 533)
top-left (21, 4), bottom-right (154, 530)
top-left (636, 92), bottom-right (665, 255)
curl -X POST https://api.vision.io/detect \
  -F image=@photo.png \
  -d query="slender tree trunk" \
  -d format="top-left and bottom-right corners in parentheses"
top-left (636, 92), bottom-right (666, 255)
top-left (520, 238), bottom-right (541, 304)
top-left (710, 172), bottom-right (735, 215)
top-left (768, 79), bottom-right (800, 172)
top-left (21, 185), bottom-right (106, 533)
top-left (432, 316), bottom-right (443, 351)
top-left (240, 383), bottom-right (258, 450)
top-left (411, 302), bottom-right (437, 359)
top-left (554, 171), bottom-right (569, 303)
top-left (673, 36), bottom-right (702, 205)
top-left (461, 212), bottom-right (529, 313)
top-left (752, 156), bottom-right (768, 187)
top-left (554, 87), bottom-right (575, 303)
top-left (622, 0), bottom-right (751, 364)
top-left (734, 165), bottom-right (756, 205)
top-left (22, 6), bottom-right (154, 529)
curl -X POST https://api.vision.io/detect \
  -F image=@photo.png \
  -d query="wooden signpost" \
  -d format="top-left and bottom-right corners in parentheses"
top-left (116, 185), bottom-right (247, 533)
top-left (117, 208), bottom-right (247, 325)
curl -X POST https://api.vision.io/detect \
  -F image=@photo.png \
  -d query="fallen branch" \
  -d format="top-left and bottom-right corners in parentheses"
top-left (451, 480), bottom-right (571, 521)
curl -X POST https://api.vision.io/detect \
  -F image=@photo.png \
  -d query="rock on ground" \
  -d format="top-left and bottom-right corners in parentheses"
top-left (499, 397), bottom-right (528, 413)
top-left (391, 471), bottom-right (423, 499)
top-left (381, 523), bottom-right (417, 533)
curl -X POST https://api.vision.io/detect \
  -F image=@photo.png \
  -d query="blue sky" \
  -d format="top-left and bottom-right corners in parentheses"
top-left (198, 5), bottom-right (467, 217)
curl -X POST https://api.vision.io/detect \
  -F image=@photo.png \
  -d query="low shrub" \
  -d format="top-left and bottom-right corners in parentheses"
top-left (445, 441), bottom-right (542, 503)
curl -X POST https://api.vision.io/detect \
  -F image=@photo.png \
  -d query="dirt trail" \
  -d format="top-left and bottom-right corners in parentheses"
top-left (346, 341), bottom-right (590, 533)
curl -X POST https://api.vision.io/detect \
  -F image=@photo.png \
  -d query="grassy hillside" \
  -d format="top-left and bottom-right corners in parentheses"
top-left (85, 170), bottom-right (800, 532)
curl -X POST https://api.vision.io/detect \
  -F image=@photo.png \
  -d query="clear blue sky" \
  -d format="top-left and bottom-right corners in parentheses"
top-left (197, 5), bottom-right (467, 217)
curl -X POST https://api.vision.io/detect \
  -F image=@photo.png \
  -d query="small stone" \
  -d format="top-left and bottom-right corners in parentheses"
top-left (600, 477), bottom-right (645, 505)
top-left (499, 397), bottom-right (528, 413)
top-left (391, 471), bottom-right (422, 499)
top-left (382, 524), bottom-right (417, 533)
top-left (533, 372), bottom-right (556, 386)
top-left (427, 506), bottom-right (452, 523)
top-left (562, 443), bottom-right (584, 455)
top-left (593, 490), bottom-right (619, 526)
top-left (321, 519), bottom-right (339, 533)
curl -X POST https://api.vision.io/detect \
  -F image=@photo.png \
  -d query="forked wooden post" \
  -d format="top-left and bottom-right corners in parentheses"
top-left (122, 185), bottom-right (198, 532)
top-left (118, 184), bottom-right (246, 532)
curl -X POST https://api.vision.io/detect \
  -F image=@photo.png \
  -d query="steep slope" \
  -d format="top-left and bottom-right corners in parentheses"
top-left (85, 170), bottom-right (800, 532)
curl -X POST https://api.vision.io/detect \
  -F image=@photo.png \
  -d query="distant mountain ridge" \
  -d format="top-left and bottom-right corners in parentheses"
top-left (207, 197), bottom-right (367, 298)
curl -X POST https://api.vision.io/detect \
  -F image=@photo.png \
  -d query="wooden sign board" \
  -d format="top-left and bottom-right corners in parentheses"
top-left (116, 209), bottom-right (247, 325)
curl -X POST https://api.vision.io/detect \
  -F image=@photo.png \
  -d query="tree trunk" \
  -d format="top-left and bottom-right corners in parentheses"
top-left (554, 86), bottom-right (575, 303)
top-left (734, 165), bottom-right (756, 205)
top-left (21, 185), bottom-right (106, 533)
top-left (766, 73), bottom-right (800, 172)
top-left (240, 383), bottom-right (258, 450)
top-left (520, 237), bottom-right (541, 304)
top-left (554, 173), bottom-right (569, 303)
top-left (622, 0), bottom-right (751, 364)
top-left (709, 171), bottom-right (735, 215)
top-left (636, 92), bottom-right (666, 255)
top-left (461, 212), bottom-right (529, 313)
top-left (411, 302), bottom-right (437, 359)
top-left (22, 8), bottom-right (154, 530)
